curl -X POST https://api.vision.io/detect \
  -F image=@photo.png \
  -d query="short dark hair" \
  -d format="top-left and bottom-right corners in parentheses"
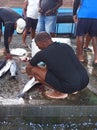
top-left (35, 31), bottom-right (51, 43)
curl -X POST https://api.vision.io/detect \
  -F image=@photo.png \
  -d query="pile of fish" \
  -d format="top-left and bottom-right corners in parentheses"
top-left (0, 59), bottom-right (17, 78)
top-left (0, 59), bottom-right (39, 98)
top-left (0, 47), bottom-right (40, 99)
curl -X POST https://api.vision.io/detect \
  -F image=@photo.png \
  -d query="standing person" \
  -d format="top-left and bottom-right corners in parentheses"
top-left (22, 0), bottom-right (39, 47)
top-left (36, 0), bottom-right (62, 37)
top-left (0, 7), bottom-right (26, 59)
top-left (26, 32), bottom-right (89, 99)
top-left (72, 0), bottom-right (92, 52)
top-left (73, 0), bottom-right (97, 63)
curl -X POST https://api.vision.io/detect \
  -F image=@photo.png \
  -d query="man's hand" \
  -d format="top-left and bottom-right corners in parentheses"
top-left (38, 7), bottom-right (43, 13)
top-left (45, 9), bottom-right (54, 15)
top-left (73, 15), bottom-right (78, 23)
top-left (5, 53), bottom-right (12, 60)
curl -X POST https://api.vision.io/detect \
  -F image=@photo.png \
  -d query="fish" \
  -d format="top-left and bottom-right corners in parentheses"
top-left (10, 48), bottom-right (27, 56)
top-left (18, 77), bottom-right (39, 98)
top-left (10, 60), bottom-right (17, 78)
top-left (0, 59), bottom-right (6, 70)
top-left (0, 60), bottom-right (12, 77)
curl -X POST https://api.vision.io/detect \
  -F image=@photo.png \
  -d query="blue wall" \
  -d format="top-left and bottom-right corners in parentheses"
top-left (2, 7), bottom-right (75, 35)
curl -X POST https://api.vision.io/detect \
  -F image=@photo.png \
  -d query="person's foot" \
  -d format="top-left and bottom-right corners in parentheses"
top-left (22, 44), bottom-right (28, 48)
top-left (78, 57), bottom-right (85, 63)
top-left (3, 48), bottom-right (7, 55)
top-left (45, 90), bottom-right (68, 99)
top-left (76, 54), bottom-right (85, 63)
top-left (83, 47), bottom-right (92, 52)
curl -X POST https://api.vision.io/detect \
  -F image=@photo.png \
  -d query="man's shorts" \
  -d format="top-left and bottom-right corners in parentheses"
top-left (26, 17), bottom-right (38, 30)
top-left (45, 70), bottom-right (89, 94)
top-left (36, 15), bottom-right (57, 33)
top-left (76, 18), bottom-right (97, 36)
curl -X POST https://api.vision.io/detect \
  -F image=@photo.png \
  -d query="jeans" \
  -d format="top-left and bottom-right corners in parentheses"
top-left (36, 15), bottom-right (57, 33)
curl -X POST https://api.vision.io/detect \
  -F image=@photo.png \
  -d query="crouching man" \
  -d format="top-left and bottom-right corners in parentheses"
top-left (26, 31), bottom-right (89, 99)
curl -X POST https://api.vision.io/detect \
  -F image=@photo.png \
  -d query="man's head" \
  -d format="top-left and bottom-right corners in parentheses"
top-left (16, 18), bottom-right (26, 34)
top-left (35, 31), bottom-right (52, 49)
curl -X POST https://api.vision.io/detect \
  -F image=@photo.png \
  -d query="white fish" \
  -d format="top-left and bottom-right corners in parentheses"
top-left (18, 77), bottom-right (39, 97)
top-left (0, 60), bottom-right (12, 77)
top-left (10, 48), bottom-right (27, 56)
top-left (10, 60), bottom-right (17, 77)
top-left (0, 98), bottom-right (25, 105)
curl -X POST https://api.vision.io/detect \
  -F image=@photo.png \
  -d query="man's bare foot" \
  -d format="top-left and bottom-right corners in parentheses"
top-left (22, 44), bottom-right (28, 48)
top-left (77, 56), bottom-right (85, 63)
top-left (76, 54), bottom-right (85, 63)
top-left (45, 89), bottom-right (68, 99)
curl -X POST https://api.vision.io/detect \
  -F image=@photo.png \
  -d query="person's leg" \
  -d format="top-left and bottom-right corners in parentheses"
top-left (22, 28), bottom-right (29, 46)
top-left (89, 19), bottom-right (97, 64)
top-left (22, 18), bottom-right (31, 47)
top-left (27, 65), bottom-right (68, 99)
top-left (45, 16), bottom-right (57, 37)
top-left (36, 15), bottom-right (45, 33)
top-left (76, 18), bottom-right (89, 62)
top-left (30, 19), bottom-right (38, 39)
top-left (91, 37), bottom-right (97, 64)
top-left (83, 34), bottom-right (92, 52)
top-left (76, 36), bottom-right (85, 62)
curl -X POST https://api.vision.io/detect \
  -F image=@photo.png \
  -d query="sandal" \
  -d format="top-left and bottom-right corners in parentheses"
top-left (83, 47), bottom-right (92, 52)
top-left (45, 90), bottom-right (68, 99)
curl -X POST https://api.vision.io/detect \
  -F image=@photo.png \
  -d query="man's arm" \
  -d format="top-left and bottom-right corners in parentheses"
top-left (73, 0), bottom-right (80, 22)
top-left (4, 23), bottom-right (14, 59)
top-left (45, 0), bottom-right (62, 15)
top-left (53, 0), bottom-right (62, 12)
top-left (23, 0), bottom-right (28, 19)
top-left (4, 25), bottom-right (11, 53)
top-left (73, 0), bottom-right (80, 16)
top-left (38, 0), bottom-right (43, 13)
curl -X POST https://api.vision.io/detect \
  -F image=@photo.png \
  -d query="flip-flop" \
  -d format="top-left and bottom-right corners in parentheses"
top-left (83, 47), bottom-right (92, 52)
top-left (45, 90), bottom-right (68, 99)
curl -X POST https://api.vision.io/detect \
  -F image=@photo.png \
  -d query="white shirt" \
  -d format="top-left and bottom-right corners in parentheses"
top-left (27, 0), bottom-right (39, 19)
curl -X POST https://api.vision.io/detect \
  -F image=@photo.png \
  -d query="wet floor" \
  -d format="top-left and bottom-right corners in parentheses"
top-left (0, 35), bottom-right (97, 106)
top-left (0, 35), bottom-right (97, 130)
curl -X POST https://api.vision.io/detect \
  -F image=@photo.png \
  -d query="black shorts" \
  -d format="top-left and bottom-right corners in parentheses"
top-left (26, 17), bottom-right (38, 30)
top-left (45, 70), bottom-right (89, 94)
top-left (76, 18), bottom-right (97, 36)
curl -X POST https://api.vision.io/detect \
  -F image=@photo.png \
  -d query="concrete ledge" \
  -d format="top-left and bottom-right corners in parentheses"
top-left (0, 105), bottom-right (97, 118)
